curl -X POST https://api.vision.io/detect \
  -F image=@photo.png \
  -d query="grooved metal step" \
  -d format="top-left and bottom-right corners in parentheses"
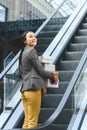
top-left (47, 81), bottom-right (69, 94)
top-left (78, 29), bottom-right (87, 36)
top-left (37, 31), bottom-right (58, 37)
top-left (39, 108), bottom-right (74, 124)
top-left (68, 43), bottom-right (87, 51)
top-left (45, 124), bottom-right (67, 130)
top-left (81, 23), bottom-right (87, 29)
top-left (56, 61), bottom-right (79, 70)
top-left (59, 70), bottom-right (74, 81)
top-left (63, 51), bottom-right (84, 60)
top-left (41, 94), bottom-right (74, 109)
top-left (74, 36), bottom-right (87, 43)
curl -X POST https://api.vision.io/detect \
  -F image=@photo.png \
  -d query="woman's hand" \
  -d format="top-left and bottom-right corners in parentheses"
top-left (51, 71), bottom-right (59, 84)
top-left (42, 87), bottom-right (47, 95)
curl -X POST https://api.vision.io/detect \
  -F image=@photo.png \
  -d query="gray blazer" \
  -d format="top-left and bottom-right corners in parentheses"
top-left (20, 46), bottom-right (52, 92)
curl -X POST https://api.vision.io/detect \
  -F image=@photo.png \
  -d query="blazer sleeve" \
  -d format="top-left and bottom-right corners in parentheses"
top-left (29, 48), bottom-right (52, 79)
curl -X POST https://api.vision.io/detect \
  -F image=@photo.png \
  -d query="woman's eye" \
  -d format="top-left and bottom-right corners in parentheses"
top-left (29, 35), bottom-right (33, 38)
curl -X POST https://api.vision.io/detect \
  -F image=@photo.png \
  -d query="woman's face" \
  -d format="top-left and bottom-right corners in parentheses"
top-left (24, 32), bottom-right (37, 47)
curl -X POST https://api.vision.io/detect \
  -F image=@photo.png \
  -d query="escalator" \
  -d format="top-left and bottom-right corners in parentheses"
top-left (0, 0), bottom-right (87, 130)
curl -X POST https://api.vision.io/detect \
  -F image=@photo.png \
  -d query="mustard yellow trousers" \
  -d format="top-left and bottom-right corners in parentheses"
top-left (21, 89), bottom-right (41, 129)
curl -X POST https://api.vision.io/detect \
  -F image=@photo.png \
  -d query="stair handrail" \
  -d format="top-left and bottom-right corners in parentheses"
top-left (43, 0), bottom-right (87, 59)
top-left (34, 49), bottom-right (87, 129)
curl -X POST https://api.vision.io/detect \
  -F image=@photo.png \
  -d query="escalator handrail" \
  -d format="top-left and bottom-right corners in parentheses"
top-left (43, 0), bottom-right (87, 59)
top-left (52, 0), bottom-right (87, 64)
top-left (0, 0), bottom-right (66, 79)
top-left (33, 49), bottom-right (87, 129)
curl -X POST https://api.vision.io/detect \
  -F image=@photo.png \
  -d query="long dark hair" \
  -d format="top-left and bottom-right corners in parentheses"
top-left (19, 31), bottom-right (29, 64)
top-left (18, 31), bottom-right (29, 78)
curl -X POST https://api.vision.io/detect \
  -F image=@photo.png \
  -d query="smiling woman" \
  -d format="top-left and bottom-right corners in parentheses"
top-left (18, 31), bottom-right (58, 129)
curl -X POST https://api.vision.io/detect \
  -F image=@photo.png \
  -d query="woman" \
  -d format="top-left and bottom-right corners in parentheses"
top-left (19, 31), bottom-right (58, 129)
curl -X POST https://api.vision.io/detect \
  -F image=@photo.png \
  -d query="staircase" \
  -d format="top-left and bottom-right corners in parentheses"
top-left (37, 14), bottom-right (87, 130)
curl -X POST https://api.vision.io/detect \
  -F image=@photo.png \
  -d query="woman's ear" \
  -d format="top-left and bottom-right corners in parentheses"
top-left (24, 41), bottom-right (26, 44)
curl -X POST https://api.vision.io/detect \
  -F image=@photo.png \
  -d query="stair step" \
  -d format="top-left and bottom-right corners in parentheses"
top-left (36, 44), bottom-right (47, 54)
top-left (56, 60), bottom-right (79, 70)
top-left (36, 37), bottom-right (53, 53)
top-left (59, 70), bottom-right (74, 81)
top-left (74, 36), bottom-right (87, 43)
top-left (39, 108), bottom-right (74, 124)
top-left (63, 51), bottom-right (84, 60)
top-left (78, 29), bottom-right (87, 36)
top-left (41, 94), bottom-right (62, 108)
top-left (84, 17), bottom-right (87, 23)
top-left (47, 81), bottom-right (69, 94)
top-left (38, 37), bottom-right (53, 44)
top-left (81, 23), bottom-right (87, 29)
top-left (39, 124), bottom-right (67, 130)
top-left (41, 94), bottom-right (74, 109)
top-left (37, 31), bottom-right (58, 37)
top-left (68, 43), bottom-right (87, 51)
top-left (47, 124), bottom-right (67, 130)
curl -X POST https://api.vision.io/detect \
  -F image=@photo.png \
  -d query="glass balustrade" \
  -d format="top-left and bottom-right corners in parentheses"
top-left (74, 63), bottom-right (87, 111)
top-left (1, 59), bottom-right (22, 111)
top-left (67, 59), bottom-right (87, 130)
